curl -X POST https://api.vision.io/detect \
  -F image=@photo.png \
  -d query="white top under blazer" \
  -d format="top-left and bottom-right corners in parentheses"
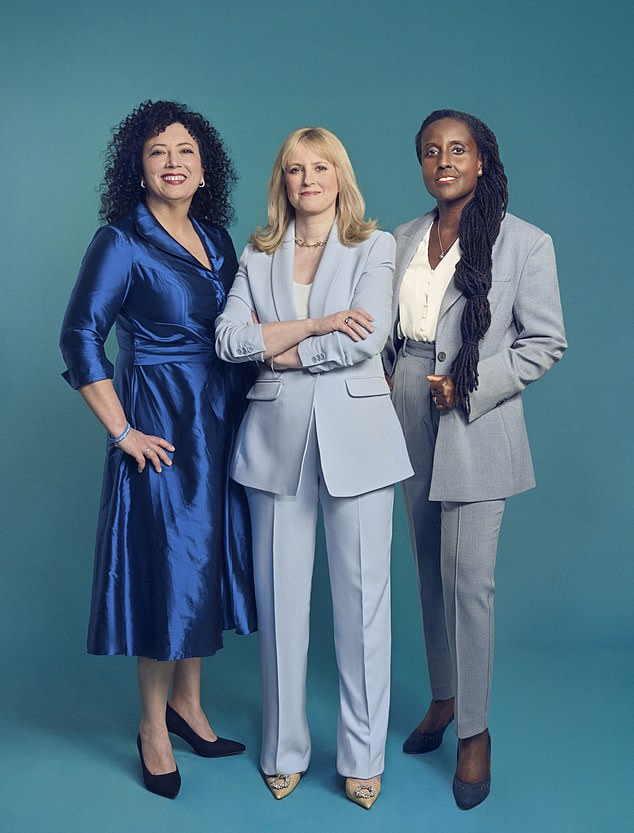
top-left (398, 224), bottom-right (461, 342)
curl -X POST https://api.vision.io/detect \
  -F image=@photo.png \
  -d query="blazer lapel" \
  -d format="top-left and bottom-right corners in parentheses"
top-left (391, 212), bottom-right (435, 323)
top-left (438, 276), bottom-right (464, 320)
top-left (307, 222), bottom-right (346, 317)
top-left (269, 220), bottom-right (348, 321)
top-left (271, 222), bottom-right (297, 322)
top-left (397, 209), bottom-right (464, 322)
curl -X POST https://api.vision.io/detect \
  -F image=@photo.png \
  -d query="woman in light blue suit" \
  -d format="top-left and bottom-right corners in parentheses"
top-left (216, 127), bottom-right (412, 808)
top-left (383, 110), bottom-right (566, 809)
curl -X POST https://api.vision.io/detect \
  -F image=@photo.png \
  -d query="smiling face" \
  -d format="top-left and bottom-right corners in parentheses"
top-left (283, 142), bottom-right (339, 223)
top-left (141, 122), bottom-right (203, 210)
top-left (419, 118), bottom-right (482, 209)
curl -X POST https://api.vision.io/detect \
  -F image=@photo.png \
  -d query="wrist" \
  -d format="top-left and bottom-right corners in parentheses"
top-left (110, 422), bottom-right (131, 444)
top-left (310, 317), bottom-right (329, 337)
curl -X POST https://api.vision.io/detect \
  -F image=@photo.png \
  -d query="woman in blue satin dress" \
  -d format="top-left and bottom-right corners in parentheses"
top-left (60, 101), bottom-right (256, 799)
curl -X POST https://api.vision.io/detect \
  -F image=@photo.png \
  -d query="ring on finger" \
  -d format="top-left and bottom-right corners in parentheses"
top-left (143, 447), bottom-right (152, 456)
top-left (343, 316), bottom-right (353, 326)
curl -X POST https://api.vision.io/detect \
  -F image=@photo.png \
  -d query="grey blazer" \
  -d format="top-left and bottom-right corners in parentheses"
top-left (215, 222), bottom-right (413, 497)
top-left (383, 211), bottom-right (566, 502)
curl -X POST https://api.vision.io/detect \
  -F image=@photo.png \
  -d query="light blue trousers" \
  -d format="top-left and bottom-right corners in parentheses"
top-left (246, 424), bottom-right (393, 778)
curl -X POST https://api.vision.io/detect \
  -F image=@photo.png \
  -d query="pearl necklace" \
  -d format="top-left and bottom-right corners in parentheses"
top-left (436, 218), bottom-right (457, 260)
top-left (295, 237), bottom-right (328, 248)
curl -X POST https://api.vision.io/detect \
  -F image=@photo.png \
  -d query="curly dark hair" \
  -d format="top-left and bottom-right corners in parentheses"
top-left (99, 100), bottom-right (237, 227)
top-left (415, 109), bottom-right (508, 415)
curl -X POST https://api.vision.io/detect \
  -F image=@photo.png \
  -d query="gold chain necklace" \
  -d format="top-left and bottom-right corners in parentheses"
top-left (295, 237), bottom-right (328, 248)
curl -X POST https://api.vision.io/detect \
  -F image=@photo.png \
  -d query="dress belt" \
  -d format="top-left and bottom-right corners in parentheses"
top-left (118, 342), bottom-right (215, 366)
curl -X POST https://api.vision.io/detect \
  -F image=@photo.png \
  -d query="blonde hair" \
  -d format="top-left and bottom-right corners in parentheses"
top-left (250, 127), bottom-right (377, 253)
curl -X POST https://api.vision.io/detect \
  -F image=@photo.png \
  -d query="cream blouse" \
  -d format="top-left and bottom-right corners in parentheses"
top-left (398, 224), bottom-right (461, 342)
top-left (293, 281), bottom-right (312, 320)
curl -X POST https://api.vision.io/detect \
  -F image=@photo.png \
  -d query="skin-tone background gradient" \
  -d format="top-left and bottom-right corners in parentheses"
top-left (1, 1), bottom-right (631, 831)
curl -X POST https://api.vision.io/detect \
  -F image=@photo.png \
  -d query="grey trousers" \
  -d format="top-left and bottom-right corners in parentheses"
top-left (392, 339), bottom-right (505, 738)
top-left (246, 424), bottom-right (393, 778)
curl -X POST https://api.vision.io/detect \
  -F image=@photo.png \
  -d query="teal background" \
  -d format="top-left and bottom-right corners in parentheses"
top-left (1, 1), bottom-right (632, 831)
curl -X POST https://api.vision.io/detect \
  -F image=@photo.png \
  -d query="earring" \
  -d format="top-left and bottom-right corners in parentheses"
top-left (478, 169), bottom-right (483, 177)
top-left (140, 179), bottom-right (146, 189)
top-left (198, 179), bottom-right (205, 188)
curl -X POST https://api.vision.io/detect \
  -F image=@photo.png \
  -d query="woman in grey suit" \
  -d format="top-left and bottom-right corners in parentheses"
top-left (383, 110), bottom-right (566, 809)
top-left (216, 127), bottom-right (412, 808)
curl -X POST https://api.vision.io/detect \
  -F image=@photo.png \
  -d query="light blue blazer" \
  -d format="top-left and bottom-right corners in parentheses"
top-left (383, 211), bottom-right (567, 502)
top-left (215, 222), bottom-right (413, 497)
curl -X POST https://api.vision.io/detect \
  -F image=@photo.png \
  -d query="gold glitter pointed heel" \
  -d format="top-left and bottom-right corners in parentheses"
top-left (264, 772), bottom-right (301, 799)
top-left (345, 776), bottom-right (381, 809)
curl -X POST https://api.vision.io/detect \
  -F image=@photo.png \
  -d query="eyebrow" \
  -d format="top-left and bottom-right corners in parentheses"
top-left (423, 139), bottom-right (470, 148)
top-left (288, 157), bottom-right (329, 164)
top-left (147, 141), bottom-right (196, 148)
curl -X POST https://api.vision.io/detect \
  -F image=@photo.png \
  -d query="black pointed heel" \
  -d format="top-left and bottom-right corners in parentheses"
top-left (452, 732), bottom-right (491, 810)
top-left (136, 735), bottom-right (181, 799)
top-left (403, 714), bottom-right (454, 754)
top-left (166, 703), bottom-right (246, 758)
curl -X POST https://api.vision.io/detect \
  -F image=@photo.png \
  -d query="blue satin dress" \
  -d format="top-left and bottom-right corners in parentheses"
top-left (60, 203), bottom-right (257, 660)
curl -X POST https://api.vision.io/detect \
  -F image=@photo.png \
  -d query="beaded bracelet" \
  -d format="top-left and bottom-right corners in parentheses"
top-left (110, 422), bottom-right (131, 444)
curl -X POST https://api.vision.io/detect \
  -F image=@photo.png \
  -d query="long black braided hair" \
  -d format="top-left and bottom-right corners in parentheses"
top-left (415, 110), bottom-right (508, 415)
top-left (100, 100), bottom-right (237, 227)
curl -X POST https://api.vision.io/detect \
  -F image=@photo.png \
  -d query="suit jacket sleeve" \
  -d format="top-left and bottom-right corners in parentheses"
top-left (214, 246), bottom-right (266, 363)
top-left (467, 231), bottom-right (567, 422)
top-left (59, 226), bottom-right (133, 389)
top-left (297, 232), bottom-right (395, 373)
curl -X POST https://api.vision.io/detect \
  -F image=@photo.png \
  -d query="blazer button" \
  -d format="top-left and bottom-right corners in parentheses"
top-left (437, 351), bottom-right (446, 362)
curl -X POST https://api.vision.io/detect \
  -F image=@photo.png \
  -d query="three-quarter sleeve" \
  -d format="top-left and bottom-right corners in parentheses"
top-left (60, 226), bottom-right (133, 389)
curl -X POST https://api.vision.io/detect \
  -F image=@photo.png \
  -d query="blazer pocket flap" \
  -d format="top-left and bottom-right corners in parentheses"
top-left (246, 379), bottom-right (282, 401)
top-left (345, 377), bottom-right (389, 398)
